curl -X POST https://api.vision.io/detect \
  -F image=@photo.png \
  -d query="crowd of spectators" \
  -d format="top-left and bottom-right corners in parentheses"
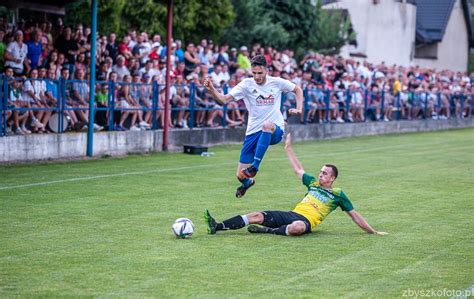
top-left (0, 16), bottom-right (472, 135)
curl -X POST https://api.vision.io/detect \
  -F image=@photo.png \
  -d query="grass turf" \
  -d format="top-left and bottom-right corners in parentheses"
top-left (0, 129), bottom-right (473, 297)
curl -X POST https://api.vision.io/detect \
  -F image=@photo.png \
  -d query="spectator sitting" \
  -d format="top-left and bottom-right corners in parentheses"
top-left (23, 68), bottom-right (49, 132)
top-left (9, 78), bottom-right (30, 134)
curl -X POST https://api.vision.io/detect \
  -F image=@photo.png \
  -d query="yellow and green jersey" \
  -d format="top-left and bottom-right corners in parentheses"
top-left (292, 173), bottom-right (354, 230)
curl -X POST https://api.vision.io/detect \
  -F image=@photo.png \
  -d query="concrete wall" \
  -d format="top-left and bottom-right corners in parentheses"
top-left (325, 0), bottom-right (417, 66)
top-left (1, 119), bottom-right (472, 164)
top-left (413, 0), bottom-right (469, 72)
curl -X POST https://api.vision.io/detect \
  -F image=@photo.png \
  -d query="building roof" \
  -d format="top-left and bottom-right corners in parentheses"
top-left (415, 0), bottom-right (456, 43)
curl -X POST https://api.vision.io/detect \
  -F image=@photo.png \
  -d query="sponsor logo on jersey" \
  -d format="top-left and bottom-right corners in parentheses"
top-left (256, 94), bottom-right (275, 106)
top-left (309, 189), bottom-right (331, 204)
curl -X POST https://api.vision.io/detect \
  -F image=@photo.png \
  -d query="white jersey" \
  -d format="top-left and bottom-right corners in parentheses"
top-left (229, 76), bottom-right (295, 135)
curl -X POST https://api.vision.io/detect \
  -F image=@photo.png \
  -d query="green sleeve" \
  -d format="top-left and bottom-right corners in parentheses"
top-left (338, 190), bottom-right (354, 212)
top-left (302, 173), bottom-right (316, 187)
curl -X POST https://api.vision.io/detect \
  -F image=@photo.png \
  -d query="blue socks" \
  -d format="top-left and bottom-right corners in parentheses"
top-left (253, 131), bottom-right (272, 170)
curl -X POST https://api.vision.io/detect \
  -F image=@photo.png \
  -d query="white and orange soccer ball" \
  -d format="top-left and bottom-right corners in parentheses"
top-left (171, 218), bottom-right (194, 239)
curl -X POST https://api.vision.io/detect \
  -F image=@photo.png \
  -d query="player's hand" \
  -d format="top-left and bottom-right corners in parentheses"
top-left (284, 133), bottom-right (292, 149)
top-left (203, 77), bottom-right (214, 90)
top-left (374, 231), bottom-right (389, 236)
top-left (287, 108), bottom-right (302, 115)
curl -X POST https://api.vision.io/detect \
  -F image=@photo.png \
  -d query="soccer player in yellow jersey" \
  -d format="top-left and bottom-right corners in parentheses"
top-left (204, 134), bottom-right (388, 236)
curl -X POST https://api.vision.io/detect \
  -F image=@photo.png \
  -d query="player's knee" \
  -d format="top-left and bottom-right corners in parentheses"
top-left (247, 212), bottom-right (264, 224)
top-left (287, 221), bottom-right (307, 235)
top-left (262, 121), bottom-right (275, 132)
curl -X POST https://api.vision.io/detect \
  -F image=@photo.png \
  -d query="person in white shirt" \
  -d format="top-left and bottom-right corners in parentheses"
top-left (23, 69), bottom-right (49, 132)
top-left (4, 30), bottom-right (29, 75)
top-left (204, 55), bottom-right (303, 198)
top-left (209, 64), bottom-right (230, 87)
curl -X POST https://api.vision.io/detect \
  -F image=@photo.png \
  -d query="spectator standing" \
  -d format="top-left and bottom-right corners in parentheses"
top-left (132, 34), bottom-right (148, 67)
top-left (237, 46), bottom-right (251, 72)
top-left (54, 26), bottom-right (79, 73)
top-left (105, 33), bottom-right (118, 62)
top-left (228, 47), bottom-right (239, 76)
top-left (4, 30), bottom-right (29, 75)
top-left (0, 29), bottom-right (6, 71)
top-left (118, 35), bottom-right (133, 61)
top-left (210, 64), bottom-right (230, 87)
top-left (174, 40), bottom-right (184, 63)
top-left (184, 42), bottom-right (200, 78)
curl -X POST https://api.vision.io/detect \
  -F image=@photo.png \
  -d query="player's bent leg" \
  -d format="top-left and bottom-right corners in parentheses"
top-left (261, 121), bottom-right (276, 133)
top-left (246, 212), bottom-right (264, 224)
top-left (247, 221), bottom-right (307, 236)
top-left (286, 221), bottom-right (307, 236)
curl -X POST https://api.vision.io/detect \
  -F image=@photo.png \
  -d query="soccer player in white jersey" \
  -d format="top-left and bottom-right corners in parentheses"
top-left (203, 55), bottom-right (303, 198)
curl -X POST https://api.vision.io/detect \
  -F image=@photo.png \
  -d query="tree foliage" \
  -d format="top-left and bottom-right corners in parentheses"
top-left (222, 0), bottom-right (355, 58)
top-left (64, 0), bottom-right (234, 41)
top-left (63, 0), bottom-right (353, 56)
top-left (65, 0), bottom-right (126, 35)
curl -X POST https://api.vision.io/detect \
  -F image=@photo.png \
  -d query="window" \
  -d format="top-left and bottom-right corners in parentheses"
top-left (414, 43), bottom-right (438, 59)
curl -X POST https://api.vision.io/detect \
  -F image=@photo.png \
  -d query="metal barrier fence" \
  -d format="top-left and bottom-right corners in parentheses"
top-left (1, 76), bottom-right (473, 136)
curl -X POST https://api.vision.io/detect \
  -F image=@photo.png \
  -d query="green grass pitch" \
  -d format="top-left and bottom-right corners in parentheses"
top-left (0, 129), bottom-right (473, 297)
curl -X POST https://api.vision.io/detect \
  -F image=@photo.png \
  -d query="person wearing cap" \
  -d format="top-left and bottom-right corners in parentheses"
top-left (228, 47), bottom-right (239, 75)
top-left (203, 55), bottom-right (303, 198)
top-left (237, 46), bottom-right (251, 72)
top-left (5, 30), bottom-right (29, 75)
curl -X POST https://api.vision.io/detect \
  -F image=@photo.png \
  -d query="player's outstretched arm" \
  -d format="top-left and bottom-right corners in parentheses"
top-left (285, 133), bottom-right (305, 179)
top-left (347, 210), bottom-right (388, 235)
top-left (288, 85), bottom-right (303, 115)
top-left (203, 77), bottom-right (233, 104)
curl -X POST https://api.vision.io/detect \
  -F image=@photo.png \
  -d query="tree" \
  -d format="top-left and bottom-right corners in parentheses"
top-left (220, 0), bottom-right (258, 47)
top-left (311, 7), bottom-right (356, 55)
top-left (65, 0), bottom-right (234, 42)
top-left (65, 0), bottom-right (126, 35)
top-left (220, 0), bottom-right (355, 58)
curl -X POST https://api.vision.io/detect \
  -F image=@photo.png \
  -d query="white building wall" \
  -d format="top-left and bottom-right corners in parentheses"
top-left (324, 0), bottom-right (417, 66)
top-left (413, 0), bottom-right (469, 71)
top-left (324, 0), bottom-right (469, 71)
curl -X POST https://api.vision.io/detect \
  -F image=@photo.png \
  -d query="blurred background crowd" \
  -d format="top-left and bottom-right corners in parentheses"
top-left (1, 16), bottom-right (472, 135)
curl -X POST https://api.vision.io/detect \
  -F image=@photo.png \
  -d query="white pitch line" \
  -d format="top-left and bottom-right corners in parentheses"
top-left (0, 139), bottom-right (461, 191)
top-left (0, 164), bottom-right (228, 191)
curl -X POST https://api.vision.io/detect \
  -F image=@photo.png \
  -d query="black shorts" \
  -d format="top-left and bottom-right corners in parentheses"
top-left (261, 210), bottom-right (311, 234)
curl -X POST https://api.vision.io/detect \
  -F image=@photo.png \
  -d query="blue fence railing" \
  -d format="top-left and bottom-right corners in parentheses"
top-left (1, 76), bottom-right (473, 136)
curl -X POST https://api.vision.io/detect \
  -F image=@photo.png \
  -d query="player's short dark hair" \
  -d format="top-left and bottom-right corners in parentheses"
top-left (325, 164), bottom-right (338, 179)
top-left (250, 55), bottom-right (267, 67)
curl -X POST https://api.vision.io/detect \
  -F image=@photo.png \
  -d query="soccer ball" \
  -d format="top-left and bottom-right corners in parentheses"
top-left (171, 218), bottom-right (194, 238)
